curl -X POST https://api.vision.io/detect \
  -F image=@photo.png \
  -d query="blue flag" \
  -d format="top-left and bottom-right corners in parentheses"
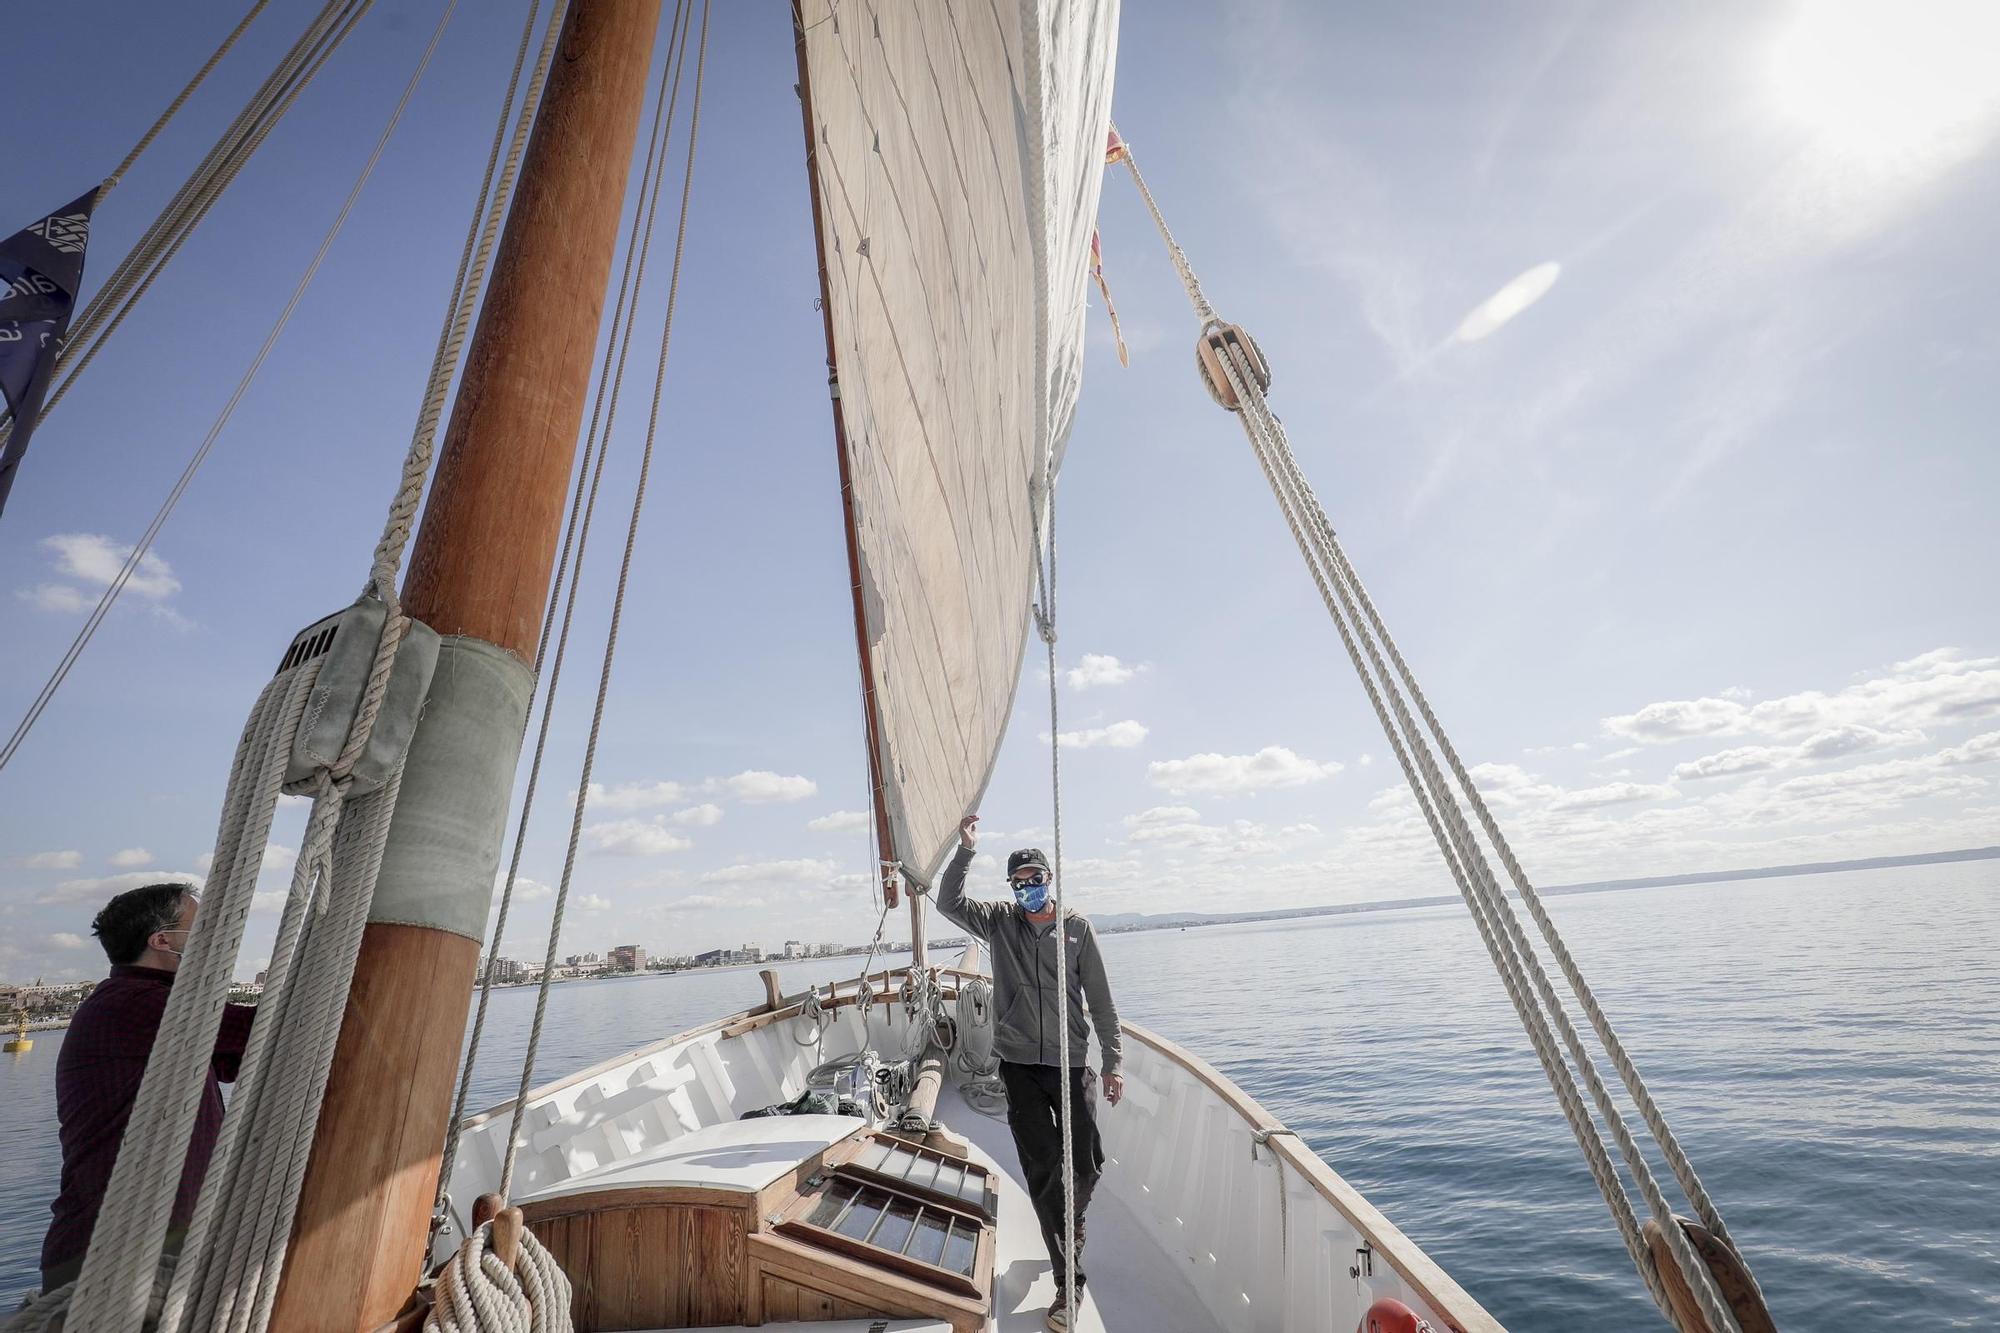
top-left (0, 189), bottom-right (98, 520)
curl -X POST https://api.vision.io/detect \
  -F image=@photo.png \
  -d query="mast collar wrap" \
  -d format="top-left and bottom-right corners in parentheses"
top-left (368, 636), bottom-right (534, 940)
top-left (285, 596), bottom-right (440, 795)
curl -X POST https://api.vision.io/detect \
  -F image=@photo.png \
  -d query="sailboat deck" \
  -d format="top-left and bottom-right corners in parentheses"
top-left (935, 1083), bottom-right (1228, 1333)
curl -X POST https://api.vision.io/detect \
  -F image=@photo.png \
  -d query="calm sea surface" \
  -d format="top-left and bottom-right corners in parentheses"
top-left (5, 862), bottom-right (1996, 1329)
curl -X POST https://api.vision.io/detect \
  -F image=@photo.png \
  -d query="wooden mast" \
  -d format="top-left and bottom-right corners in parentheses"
top-left (790, 2), bottom-right (923, 963)
top-left (269, 2), bottom-right (663, 1328)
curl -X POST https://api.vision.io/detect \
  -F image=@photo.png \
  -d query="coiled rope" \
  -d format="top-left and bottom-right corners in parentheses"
top-left (1109, 127), bottom-right (1759, 1333)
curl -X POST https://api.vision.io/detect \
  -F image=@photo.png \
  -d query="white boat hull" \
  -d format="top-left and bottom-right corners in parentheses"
top-left (443, 967), bottom-right (1500, 1333)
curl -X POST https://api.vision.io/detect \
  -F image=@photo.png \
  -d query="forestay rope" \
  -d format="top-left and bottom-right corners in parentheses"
top-left (7, 2), bottom-right (560, 1329)
top-left (1106, 127), bottom-right (1763, 1333)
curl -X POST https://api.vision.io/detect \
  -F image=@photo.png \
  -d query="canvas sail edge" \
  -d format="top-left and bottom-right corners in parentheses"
top-left (798, 0), bottom-right (1121, 891)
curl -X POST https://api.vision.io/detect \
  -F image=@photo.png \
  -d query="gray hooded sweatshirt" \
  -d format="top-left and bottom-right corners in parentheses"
top-left (934, 845), bottom-right (1123, 1075)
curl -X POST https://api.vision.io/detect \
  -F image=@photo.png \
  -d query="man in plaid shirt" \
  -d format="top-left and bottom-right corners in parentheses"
top-left (38, 882), bottom-right (255, 1291)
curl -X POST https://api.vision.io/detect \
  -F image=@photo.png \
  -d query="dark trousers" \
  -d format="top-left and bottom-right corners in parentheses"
top-left (999, 1060), bottom-right (1104, 1291)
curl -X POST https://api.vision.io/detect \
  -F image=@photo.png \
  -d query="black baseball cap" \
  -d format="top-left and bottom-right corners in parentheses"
top-left (1007, 848), bottom-right (1050, 877)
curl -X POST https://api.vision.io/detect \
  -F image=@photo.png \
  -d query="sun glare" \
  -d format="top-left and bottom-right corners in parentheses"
top-left (1771, 1), bottom-right (2000, 159)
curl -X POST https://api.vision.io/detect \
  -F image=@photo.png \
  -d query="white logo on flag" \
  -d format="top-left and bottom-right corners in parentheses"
top-left (29, 212), bottom-right (90, 255)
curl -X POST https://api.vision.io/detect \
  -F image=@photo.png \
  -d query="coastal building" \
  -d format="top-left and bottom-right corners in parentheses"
top-left (609, 945), bottom-right (647, 972)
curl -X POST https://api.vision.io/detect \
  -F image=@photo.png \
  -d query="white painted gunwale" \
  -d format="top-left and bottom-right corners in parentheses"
top-left (451, 965), bottom-right (1504, 1333)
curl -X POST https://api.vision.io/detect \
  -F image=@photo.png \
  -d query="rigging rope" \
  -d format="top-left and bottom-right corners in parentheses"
top-left (493, 0), bottom-right (712, 1207)
top-left (11, 2), bottom-right (559, 1328)
top-left (3, 0), bottom-right (372, 452)
top-left (1029, 455), bottom-right (1079, 1331)
top-left (1109, 127), bottom-right (1760, 1333)
top-left (0, 0), bottom-right (378, 777)
top-left (102, 0), bottom-right (275, 197)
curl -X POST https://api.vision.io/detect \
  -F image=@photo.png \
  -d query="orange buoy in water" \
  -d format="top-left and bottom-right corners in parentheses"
top-left (1358, 1297), bottom-right (1437, 1333)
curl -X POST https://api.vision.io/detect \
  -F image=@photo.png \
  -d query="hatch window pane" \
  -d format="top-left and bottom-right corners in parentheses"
top-left (872, 1197), bottom-right (920, 1254)
top-left (835, 1191), bottom-right (887, 1240)
top-left (805, 1181), bottom-right (858, 1230)
top-left (909, 1210), bottom-right (951, 1266)
top-left (941, 1220), bottom-right (977, 1276)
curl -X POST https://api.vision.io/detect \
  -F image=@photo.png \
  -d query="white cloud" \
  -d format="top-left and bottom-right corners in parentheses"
top-left (1548, 782), bottom-right (1672, 810)
top-left (1674, 746), bottom-right (1786, 782)
top-left (1121, 805), bottom-right (1318, 857)
top-left (25, 850), bottom-right (82, 870)
top-left (1605, 650), bottom-right (2000, 745)
top-left (1147, 746), bottom-right (1342, 795)
top-left (1936, 730), bottom-right (2000, 767)
top-left (711, 770), bottom-right (817, 803)
top-left (1046, 720), bottom-right (1148, 749)
top-left (22, 583), bottom-right (95, 613)
top-left (671, 804), bottom-right (723, 828)
top-left (698, 858), bottom-right (839, 886)
top-left (580, 771), bottom-right (817, 812)
top-left (1452, 261), bottom-right (1561, 342)
top-left (51, 932), bottom-right (89, 949)
top-left (583, 780), bottom-right (688, 811)
top-left (1065, 654), bottom-right (1142, 691)
top-left (576, 893), bottom-right (611, 914)
top-left (1602, 696), bottom-right (1751, 744)
top-left (21, 533), bottom-right (186, 624)
top-left (807, 810), bottom-right (871, 833)
top-left (500, 876), bottom-right (554, 902)
top-left (1469, 762), bottom-right (1539, 793)
top-left (39, 870), bottom-right (203, 904)
top-left (1674, 725), bottom-right (1922, 782)
top-left (663, 894), bottom-right (729, 911)
top-left (583, 817), bottom-right (693, 856)
top-left (110, 848), bottom-right (153, 869)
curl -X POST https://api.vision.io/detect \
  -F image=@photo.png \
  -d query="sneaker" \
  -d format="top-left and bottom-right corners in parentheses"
top-left (1044, 1298), bottom-right (1073, 1333)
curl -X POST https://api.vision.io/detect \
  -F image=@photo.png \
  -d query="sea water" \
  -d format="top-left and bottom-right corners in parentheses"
top-left (4, 860), bottom-right (1995, 1329)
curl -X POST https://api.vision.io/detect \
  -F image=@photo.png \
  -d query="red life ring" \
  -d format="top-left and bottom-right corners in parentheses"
top-left (1357, 1297), bottom-right (1438, 1333)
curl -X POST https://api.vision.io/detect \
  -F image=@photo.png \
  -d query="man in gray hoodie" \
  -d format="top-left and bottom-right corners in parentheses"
top-left (935, 813), bottom-right (1123, 1329)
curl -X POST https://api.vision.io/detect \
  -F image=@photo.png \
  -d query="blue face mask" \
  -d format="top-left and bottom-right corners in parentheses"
top-left (1012, 875), bottom-right (1051, 913)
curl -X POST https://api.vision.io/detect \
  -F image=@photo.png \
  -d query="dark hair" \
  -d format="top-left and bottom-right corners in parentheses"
top-left (91, 882), bottom-right (193, 965)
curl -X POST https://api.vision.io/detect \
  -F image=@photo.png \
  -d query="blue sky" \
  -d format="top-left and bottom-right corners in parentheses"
top-left (4, 0), bottom-right (1997, 982)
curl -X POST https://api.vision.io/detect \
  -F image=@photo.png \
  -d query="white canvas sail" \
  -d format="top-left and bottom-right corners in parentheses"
top-left (799, 0), bottom-right (1120, 884)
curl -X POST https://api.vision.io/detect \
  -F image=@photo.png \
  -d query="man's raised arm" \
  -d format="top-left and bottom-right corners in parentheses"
top-left (934, 814), bottom-right (1000, 941)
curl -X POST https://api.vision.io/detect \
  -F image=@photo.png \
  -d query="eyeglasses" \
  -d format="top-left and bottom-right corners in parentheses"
top-left (1010, 872), bottom-right (1050, 888)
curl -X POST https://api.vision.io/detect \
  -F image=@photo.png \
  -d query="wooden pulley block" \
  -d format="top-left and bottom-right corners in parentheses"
top-left (1195, 320), bottom-right (1271, 411)
top-left (1642, 1216), bottom-right (1778, 1333)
